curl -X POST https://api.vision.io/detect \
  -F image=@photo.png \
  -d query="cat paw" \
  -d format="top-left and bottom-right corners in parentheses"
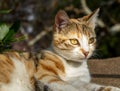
top-left (97, 86), bottom-right (120, 91)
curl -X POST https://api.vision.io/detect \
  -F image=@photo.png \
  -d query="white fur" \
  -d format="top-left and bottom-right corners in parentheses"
top-left (61, 61), bottom-right (91, 83)
top-left (1, 57), bottom-right (34, 91)
top-left (49, 82), bottom-right (79, 91)
top-left (80, 35), bottom-right (89, 52)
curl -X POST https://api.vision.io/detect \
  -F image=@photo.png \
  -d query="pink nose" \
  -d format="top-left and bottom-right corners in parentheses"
top-left (81, 49), bottom-right (89, 57)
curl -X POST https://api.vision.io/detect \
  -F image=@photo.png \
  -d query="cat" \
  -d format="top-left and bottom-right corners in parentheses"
top-left (0, 9), bottom-right (120, 91)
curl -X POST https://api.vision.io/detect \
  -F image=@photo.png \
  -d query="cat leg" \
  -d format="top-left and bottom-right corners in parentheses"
top-left (84, 82), bottom-right (120, 91)
top-left (71, 80), bottom-right (120, 91)
top-left (36, 75), bottom-right (80, 91)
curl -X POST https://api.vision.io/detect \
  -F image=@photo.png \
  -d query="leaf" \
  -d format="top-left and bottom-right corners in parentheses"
top-left (0, 9), bottom-right (12, 14)
top-left (3, 20), bottom-right (21, 43)
top-left (0, 24), bottom-right (10, 40)
top-left (10, 36), bottom-right (25, 43)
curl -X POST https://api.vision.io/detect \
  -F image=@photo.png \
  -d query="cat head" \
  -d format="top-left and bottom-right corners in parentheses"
top-left (52, 9), bottom-right (99, 62)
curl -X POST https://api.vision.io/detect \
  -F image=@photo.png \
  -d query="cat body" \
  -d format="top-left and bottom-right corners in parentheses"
top-left (0, 9), bottom-right (120, 91)
top-left (0, 52), bottom-right (35, 91)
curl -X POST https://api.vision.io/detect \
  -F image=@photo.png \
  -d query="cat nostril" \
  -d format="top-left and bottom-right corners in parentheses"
top-left (83, 51), bottom-right (89, 57)
top-left (81, 49), bottom-right (89, 57)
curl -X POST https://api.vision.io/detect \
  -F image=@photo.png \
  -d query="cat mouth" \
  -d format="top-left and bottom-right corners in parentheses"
top-left (72, 57), bottom-right (88, 62)
top-left (80, 57), bottom-right (87, 60)
top-left (79, 56), bottom-right (89, 60)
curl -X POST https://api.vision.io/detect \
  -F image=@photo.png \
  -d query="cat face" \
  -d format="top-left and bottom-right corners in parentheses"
top-left (52, 9), bottom-right (99, 62)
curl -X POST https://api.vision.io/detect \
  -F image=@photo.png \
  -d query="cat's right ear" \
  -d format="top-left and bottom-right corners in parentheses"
top-left (55, 10), bottom-right (69, 30)
top-left (81, 8), bottom-right (99, 29)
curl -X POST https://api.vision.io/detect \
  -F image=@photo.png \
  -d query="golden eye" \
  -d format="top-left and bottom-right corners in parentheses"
top-left (70, 39), bottom-right (79, 45)
top-left (89, 37), bottom-right (95, 44)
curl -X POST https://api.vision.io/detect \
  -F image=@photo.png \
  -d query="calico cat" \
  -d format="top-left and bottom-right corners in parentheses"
top-left (0, 9), bottom-right (120, 91)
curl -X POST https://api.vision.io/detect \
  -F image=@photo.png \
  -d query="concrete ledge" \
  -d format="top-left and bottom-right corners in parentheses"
top-left (88, 57), bottom-right (120, 87)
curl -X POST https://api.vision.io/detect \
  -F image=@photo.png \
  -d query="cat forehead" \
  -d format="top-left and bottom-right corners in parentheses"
top-left (60, 19), bottom-right (95, 38)
top-left (68, 19), bottom-right (92, 31)
top-left (69, 18), bottom-right (87, 25)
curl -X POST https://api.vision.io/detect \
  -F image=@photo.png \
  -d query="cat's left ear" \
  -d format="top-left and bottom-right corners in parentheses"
top-left (82, 8), bottom-right (100, 29)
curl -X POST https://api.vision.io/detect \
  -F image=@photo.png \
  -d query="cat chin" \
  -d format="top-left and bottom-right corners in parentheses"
top-left (69, 59), bottom-right (87, 63)
top-left (55, 53), bottom-right (86, 62)
top-left (64, 57), bottom-right (87, 62)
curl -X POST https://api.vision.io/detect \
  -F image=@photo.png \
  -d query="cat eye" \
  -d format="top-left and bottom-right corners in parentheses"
top-left (89, 37), bottom-right (95, 44)
top-left (70, 39), bottom-right (79, 45)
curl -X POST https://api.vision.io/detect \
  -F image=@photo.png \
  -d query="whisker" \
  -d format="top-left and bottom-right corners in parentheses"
top-left (91, 49), bottom-right (103, 59)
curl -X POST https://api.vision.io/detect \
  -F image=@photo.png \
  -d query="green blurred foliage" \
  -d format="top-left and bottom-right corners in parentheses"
top-left (0, 21), bottom-right (24, 52)
top-left (0, 10), bottom-right (24, 52)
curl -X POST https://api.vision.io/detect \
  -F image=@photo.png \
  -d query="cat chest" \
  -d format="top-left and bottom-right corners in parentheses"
top-left (60, 62), bottom-right (91, 83)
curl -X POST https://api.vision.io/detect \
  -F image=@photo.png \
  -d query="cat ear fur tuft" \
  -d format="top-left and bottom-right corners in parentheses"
top-left (55, 10), bottom-right (69, 29)
top-left (83, 8), bottom-right (100, 29)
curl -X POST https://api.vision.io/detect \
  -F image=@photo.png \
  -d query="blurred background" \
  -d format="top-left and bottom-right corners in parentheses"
top-left (0, 0), bottom-right (120, 58)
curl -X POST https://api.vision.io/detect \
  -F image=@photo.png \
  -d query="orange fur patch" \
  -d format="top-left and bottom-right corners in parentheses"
top-left (0, 54), bottom-right (14, 84)
top-left (42, 52), bottom-right (65, 73)
top-left (48, 78), bottom-right (61, 83)
top-left (37, 74), bottom-right (50, 80)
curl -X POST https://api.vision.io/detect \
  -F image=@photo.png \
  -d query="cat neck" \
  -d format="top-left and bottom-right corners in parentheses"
top-left (47, 44), bottom-right (90, 82)
top-left (47, 44), bottom-right (86, 67)
top-left (66, 60), bottom-right (85, 67)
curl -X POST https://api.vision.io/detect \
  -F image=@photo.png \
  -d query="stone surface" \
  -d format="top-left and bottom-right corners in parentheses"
top-left (88, 57), bottom-right (120, 88)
